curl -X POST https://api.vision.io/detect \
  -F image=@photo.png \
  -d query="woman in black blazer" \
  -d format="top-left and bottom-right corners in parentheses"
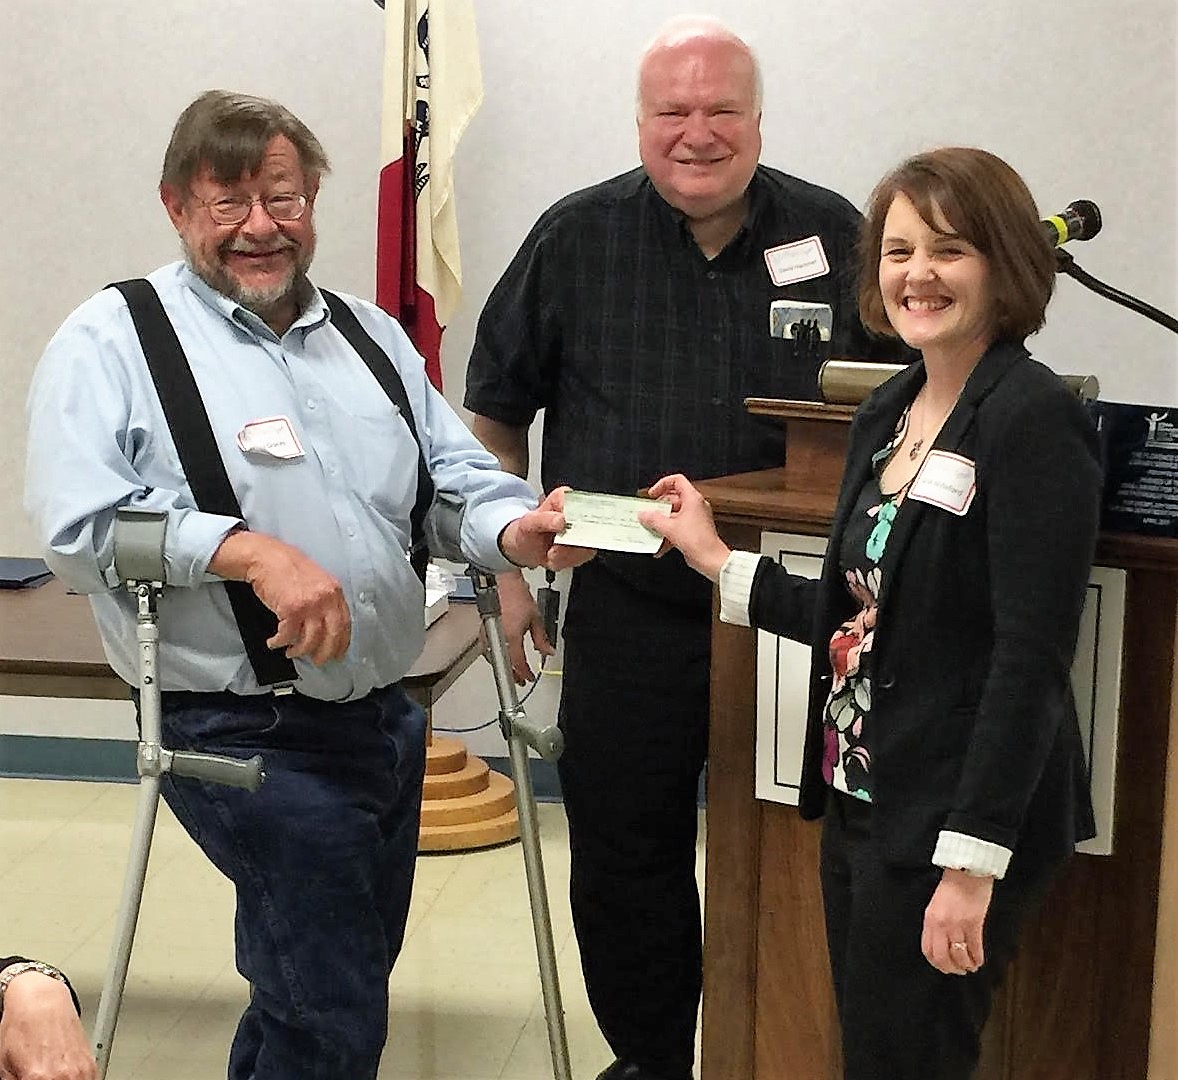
top-left (641, 147), bottom-right (1102, 1079)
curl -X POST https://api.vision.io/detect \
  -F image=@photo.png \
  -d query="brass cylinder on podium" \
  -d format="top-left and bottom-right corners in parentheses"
top-left (818, 360), bottom-right (905, 404)
top-left (818, 359), bottom-right (1100, 406)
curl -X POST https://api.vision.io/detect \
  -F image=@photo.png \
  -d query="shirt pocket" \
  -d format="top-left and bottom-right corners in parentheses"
top-left (333, 409), bottom-right (420, 528)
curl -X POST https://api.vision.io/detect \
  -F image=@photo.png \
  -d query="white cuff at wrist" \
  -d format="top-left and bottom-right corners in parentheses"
top-left (718, 550), bottom-right (763, 626)
top-left (932, 830), bottom-right (1011, 880)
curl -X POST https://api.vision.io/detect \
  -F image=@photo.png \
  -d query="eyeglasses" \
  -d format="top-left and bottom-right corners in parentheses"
top-left (193, 192), bottom-right (308, 226)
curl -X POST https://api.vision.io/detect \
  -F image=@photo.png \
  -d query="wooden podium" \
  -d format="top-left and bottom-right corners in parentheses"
top-left (696, 400), bottom-right (1178, 1079)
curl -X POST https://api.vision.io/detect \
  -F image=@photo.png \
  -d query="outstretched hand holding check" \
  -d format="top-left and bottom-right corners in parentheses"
top-left (638, 474), bottom-right (732, 582)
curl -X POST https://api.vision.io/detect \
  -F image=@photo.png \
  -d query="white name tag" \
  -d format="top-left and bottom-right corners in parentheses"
top-left (764, 235), bottom-right (830, 287)
top-left (236, 416), bottom-right (305, 460)
top-left (909, 450), bottom-right (976, 515)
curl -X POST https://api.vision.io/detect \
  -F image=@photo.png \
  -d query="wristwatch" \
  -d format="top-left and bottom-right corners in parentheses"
top-left (0, 960), bottom-right (69, 1016)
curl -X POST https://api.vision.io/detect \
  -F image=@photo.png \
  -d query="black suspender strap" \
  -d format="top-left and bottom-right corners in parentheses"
top-left (109, 280), bottom-right (439, 688)
top-left (109, 278), bottom-right (297, 687)
top-left (320, 289), bottom-right (435, 585)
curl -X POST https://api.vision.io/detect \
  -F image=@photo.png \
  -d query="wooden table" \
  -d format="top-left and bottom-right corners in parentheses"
top-left (0, 578), bottom-right (516, 852)
top-left (0, 577), bottom-right (483, 710)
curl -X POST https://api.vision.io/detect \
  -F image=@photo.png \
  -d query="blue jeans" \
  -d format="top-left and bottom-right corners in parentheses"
top-left (151, 685), bottom-right (427, 1080)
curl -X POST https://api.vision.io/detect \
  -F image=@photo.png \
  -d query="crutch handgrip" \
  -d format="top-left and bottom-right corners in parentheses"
top-left (170, 751), bottom-right (265, 792)
top-left (507, 712), bottom-right (565, 762)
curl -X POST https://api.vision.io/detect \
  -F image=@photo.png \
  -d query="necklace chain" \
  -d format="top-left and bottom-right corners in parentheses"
top-left (907, 388), bottom-right (958, 462)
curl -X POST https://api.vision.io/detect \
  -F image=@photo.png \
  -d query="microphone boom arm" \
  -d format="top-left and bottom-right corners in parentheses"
top-left (1056, 249), bottom-right (1178, 335)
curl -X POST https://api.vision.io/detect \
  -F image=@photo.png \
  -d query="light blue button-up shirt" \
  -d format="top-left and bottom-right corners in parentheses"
top-left (25, 262), bottom-right (536, 700)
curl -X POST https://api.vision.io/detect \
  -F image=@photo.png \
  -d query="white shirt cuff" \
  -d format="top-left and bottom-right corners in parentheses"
top-left (932, 830), bottom-right (1012, 880)
top-left (718, 550), bottom-right (764, 626)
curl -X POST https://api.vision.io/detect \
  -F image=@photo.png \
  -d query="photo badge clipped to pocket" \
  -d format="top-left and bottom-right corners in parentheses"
top-left (769, 300), bottom-right (833, 341)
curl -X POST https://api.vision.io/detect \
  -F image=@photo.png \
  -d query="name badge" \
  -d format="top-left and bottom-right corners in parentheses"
top-left (236, 416), bottom-right (305, 460)
top-left (909, 450), bottom-right (976, 515)
top-left (764, 236), bottom-right (830, 287)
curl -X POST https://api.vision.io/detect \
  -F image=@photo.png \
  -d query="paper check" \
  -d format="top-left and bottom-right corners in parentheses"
top-left (555, 490), bottom-right (672, 554)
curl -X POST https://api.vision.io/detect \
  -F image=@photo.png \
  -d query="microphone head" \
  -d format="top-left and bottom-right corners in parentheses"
top-left (1066, 199), bottom-right (1102, 241)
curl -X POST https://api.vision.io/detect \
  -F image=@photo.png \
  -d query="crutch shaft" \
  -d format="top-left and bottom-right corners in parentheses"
top-left (508, 732), bottom-right (573, 1080)
top-left (467, 566), bottom-right (573, 1079)
top-left (92, 775), bottom-right (160, 1077)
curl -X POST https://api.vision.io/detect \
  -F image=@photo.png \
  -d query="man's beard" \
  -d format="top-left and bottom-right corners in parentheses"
top-left (181, 234), bottom-right (314, 322)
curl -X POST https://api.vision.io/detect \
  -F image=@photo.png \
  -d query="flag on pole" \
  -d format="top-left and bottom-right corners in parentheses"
top-left (377, 0), bottom-right (483, 390)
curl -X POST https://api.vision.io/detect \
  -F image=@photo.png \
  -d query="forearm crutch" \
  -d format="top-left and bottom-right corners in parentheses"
top-left (467, 567), bottom-right (572, 1080)
top-left (93, 508), bottom-right (264, 1079)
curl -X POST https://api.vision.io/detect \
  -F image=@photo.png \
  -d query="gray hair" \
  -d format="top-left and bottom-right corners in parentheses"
top-left (636, 15), bottom-right (763, 114)
top-left (161, 90), bottom-right (331, 191)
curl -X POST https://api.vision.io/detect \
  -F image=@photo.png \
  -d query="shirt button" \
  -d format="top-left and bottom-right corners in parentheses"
top-left (706, 271), bottom-right (718, 280)
top-left (357, 591), bottom-right (367, 603)
top-left (327, 465), bottom-right (337, 476)
top-left (306, 399), bottom-right (317, 410)
top-left (347, 527), bottom-right (357, 539)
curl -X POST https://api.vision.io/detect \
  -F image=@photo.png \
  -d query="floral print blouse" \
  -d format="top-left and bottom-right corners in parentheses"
top-left (821, 404), bottom-right (912, 801)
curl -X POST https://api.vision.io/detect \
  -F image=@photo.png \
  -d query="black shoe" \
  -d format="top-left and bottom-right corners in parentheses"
top-left (594, 1061), bottom-right (693, 1080)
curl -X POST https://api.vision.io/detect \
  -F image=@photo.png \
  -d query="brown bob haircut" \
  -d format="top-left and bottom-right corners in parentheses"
top-left (160, 90), bottom-right (331, 192)
top-left (858, 147), bottom-right (1056, 343)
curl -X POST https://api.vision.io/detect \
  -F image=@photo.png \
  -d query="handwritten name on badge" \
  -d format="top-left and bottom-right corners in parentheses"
top-left (236, 416), bottom-right (305, 460)
top-left (764, 235), bottom-right (830, 287)
top-left (909, 451), bottom-right (977, 516)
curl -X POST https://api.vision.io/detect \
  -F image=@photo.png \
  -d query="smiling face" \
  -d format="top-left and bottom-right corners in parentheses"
top-left (160, 135), bottom-right (317, 333)
top-left (637, 34), bottom-right (761, 221)
top-left (878, 192), bottom-right (995, 366)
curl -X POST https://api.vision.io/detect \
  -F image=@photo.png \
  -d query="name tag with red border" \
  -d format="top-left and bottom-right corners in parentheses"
top-left (910, 450), bottom-right (976, 515)
top-left (236, 416), bottom-right (305, 460)
top-left (764, 235), bottom-right (830, 287)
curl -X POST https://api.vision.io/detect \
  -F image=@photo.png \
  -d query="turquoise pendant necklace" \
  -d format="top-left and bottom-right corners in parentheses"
top-left (865, 497), bottom-right (897, 563)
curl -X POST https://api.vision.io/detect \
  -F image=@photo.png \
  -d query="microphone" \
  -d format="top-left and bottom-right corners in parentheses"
top-left (1042, 200), bottom-right (1102, 247)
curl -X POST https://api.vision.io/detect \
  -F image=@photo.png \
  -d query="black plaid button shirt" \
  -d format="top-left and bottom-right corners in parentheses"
top-left (465, 164), bottom-right (904, 608)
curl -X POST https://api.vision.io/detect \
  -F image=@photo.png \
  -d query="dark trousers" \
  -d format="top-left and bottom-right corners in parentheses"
top-left (820, 791), bottom-right (1063, 1080)
top-left (557, 571), bottom-right (710, 1080)
top-left (149, 685), bottom-right (427, 1080)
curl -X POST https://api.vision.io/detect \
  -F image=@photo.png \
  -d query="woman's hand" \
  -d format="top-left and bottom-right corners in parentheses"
top-left (921, 868), bottom-right (995, 975)
top-left (638, 474), bottom-right (731, 582)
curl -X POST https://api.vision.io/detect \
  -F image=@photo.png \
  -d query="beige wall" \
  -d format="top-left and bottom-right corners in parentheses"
top-left (2, 0), bottom-right (1176, 753)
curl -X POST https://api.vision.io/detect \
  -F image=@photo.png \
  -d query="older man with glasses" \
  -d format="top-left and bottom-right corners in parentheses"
top-left (25, 89), bottom-right (587, 1080)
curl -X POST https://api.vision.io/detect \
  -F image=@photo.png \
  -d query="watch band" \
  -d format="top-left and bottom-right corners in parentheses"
top-left (0, 960), bottom-right (70, 1016)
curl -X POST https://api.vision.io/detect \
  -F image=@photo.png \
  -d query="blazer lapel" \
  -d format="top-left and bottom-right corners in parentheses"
top-left (873, 341), bottom-right (1027, 605)
top-left (829, 362), bottom-right (924, 547)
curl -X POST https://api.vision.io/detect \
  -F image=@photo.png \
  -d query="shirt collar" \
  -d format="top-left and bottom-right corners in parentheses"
top-left (177, 263), bottom-right (328, 339)
top-left (647, 166), bottom-right (764, 258)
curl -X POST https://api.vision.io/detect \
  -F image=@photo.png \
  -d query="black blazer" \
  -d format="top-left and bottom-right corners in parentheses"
top-left (749, 340), bottom-right (1101, 870)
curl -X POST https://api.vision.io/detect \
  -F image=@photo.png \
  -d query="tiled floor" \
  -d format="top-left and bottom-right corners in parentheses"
top-left (4, 777), bottom-right (705, 1079)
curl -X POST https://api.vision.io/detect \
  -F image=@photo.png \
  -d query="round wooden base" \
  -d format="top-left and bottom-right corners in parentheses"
top-left (418, 735), bottom-right (520, 852)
